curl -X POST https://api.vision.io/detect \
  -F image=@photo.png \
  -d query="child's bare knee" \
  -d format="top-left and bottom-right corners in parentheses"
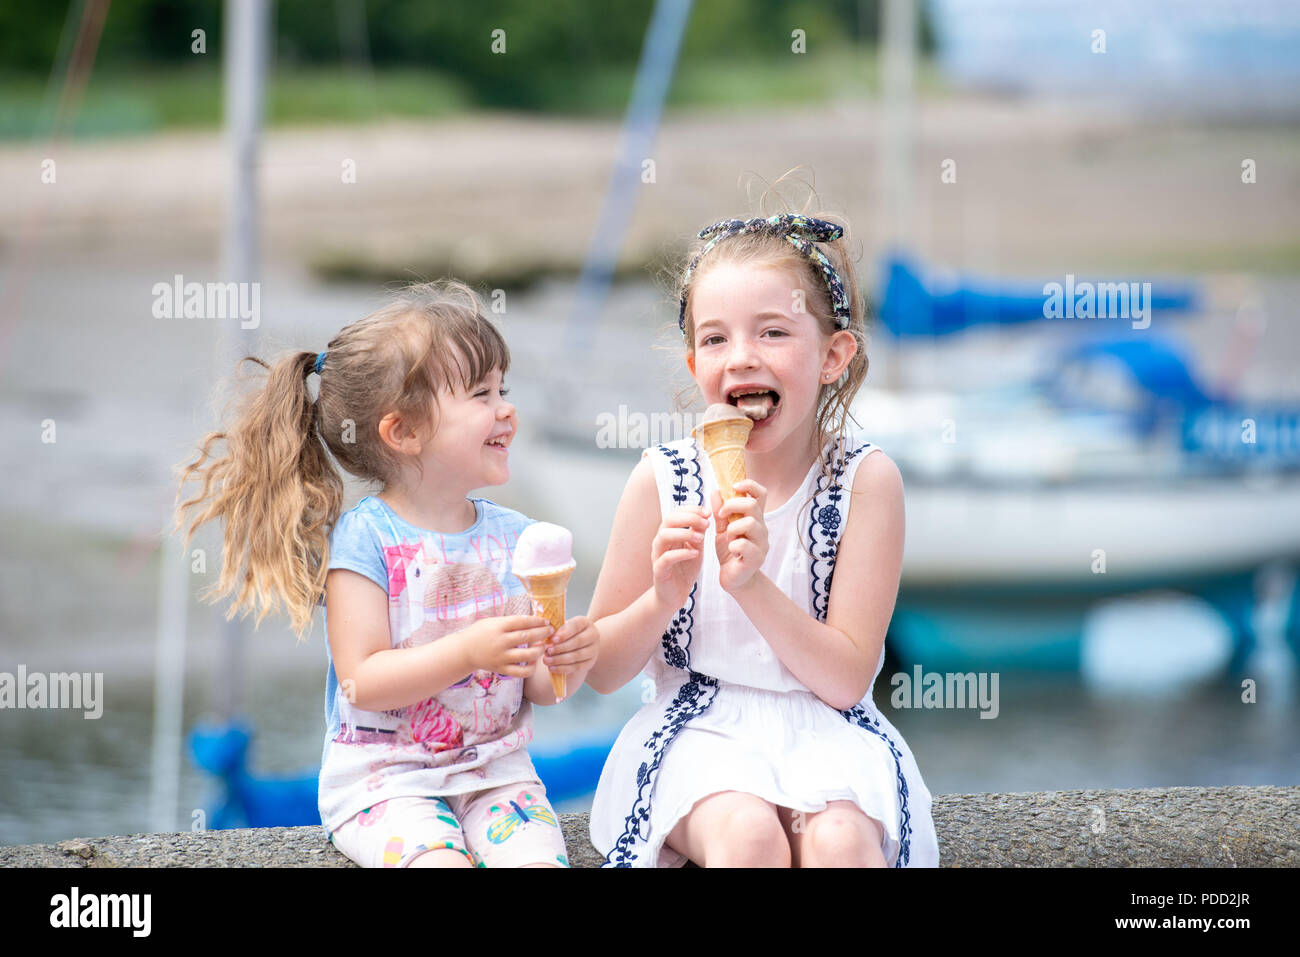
top-left (802, 809), bottom-right (885, 868)
top-left (707, 798), bottom-right (790, 867)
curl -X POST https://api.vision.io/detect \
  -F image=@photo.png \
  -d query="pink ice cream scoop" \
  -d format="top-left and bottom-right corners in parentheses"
top-left (513, 522), bottom-right (576, 576)
top-left (512, 522), bottom-right (576, 702)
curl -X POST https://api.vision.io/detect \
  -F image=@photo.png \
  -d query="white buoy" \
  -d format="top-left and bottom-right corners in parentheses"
top-left (1081, 591), bottom-right (1235, 695)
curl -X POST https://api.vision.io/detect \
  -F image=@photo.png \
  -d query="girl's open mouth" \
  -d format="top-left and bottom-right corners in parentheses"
top-left (726, 387), bottom-right (780, 421)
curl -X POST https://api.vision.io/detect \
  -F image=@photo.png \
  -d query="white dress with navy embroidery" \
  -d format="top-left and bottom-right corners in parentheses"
top-left (589, 435), bottom-right (940, 868)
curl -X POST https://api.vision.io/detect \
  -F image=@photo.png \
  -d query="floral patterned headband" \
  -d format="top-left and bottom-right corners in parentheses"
top-left (678, 214), bottom-right (851, 338)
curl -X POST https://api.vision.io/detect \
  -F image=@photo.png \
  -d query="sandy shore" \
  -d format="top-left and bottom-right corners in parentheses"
top-left (3, 96), bottom-right (1298, 280)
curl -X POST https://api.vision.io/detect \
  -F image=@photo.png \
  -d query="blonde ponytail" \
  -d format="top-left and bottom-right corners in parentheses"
top-left (174, 351), bottom-right (343, 639)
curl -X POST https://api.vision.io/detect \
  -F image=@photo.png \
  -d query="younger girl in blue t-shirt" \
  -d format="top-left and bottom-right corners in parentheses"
top-left (174, 280), bottom-right (599, 868)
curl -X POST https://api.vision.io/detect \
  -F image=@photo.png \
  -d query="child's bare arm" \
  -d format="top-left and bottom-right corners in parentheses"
top-left (326, 569), bottom-right (550, 712)
top-left (584, 458), bottom-right (699, 694)
top-left (521, 657), bottom-right (555, 706)
top-left (725, 452), bottom-right (904, 710)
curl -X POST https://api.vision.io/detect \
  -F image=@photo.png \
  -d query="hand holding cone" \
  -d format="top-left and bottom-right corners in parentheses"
top-left (513, 522), bottom-right (576, 702)
top-left (518, 569), bottom-right (572, 701)
top-left (693, 403), bottom-right (755, 528)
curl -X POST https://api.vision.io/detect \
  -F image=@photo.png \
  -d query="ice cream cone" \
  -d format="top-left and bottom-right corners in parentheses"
top-left (517, 566), bottom-right (574, 701)
top-left (693, 414), bottom-right (754, 527)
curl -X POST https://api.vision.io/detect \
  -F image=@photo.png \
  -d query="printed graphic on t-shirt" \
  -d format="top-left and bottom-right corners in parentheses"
top-left (329, 510), bottom-right (532, 762)
top-left (320, 498), bottom-right (542, 831)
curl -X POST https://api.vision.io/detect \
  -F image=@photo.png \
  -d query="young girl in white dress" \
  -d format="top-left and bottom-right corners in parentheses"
top-left (585, 212), bottom-right (940, 868)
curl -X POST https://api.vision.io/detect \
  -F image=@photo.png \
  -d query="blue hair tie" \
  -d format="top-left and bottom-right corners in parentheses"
top-left (313, 351), bottom-right (327, 375)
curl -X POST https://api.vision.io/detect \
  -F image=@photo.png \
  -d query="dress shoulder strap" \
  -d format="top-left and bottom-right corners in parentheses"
top-left (641, 438), bottom-right (705, 514)
top-left (806, 435), bottom-right (880, 623)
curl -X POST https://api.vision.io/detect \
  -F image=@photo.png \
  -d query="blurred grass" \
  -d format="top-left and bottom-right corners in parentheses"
top-left (308, 242), bottom-right (675, 291)
top-left (0, 66), bottom-right (471, 139)
top-left (541, 47), bottom-right (949, 114)
top-left (0, 47), bottom-right (945, 140)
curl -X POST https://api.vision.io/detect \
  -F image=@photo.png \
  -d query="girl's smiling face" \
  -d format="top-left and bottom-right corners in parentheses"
top-left (418, 365), bottom-right (516, 490)
top-left (687, 260), bottom-right (855, 455)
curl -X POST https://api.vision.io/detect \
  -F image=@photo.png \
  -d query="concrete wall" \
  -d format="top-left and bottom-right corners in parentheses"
top-left (3, 785), bottom-right (1296, 868)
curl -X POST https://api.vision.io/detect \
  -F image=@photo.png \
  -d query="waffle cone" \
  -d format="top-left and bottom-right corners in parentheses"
top-left (517, 567), bottom-right (573, 607)
top-left (517, 566), bottom-right (573, 701)
top-left (693, 417), bottom-right (753, 526)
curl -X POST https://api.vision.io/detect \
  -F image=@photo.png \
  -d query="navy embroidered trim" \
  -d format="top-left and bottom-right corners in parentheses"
top-left (841, 704), bottom-right (913, 867)
top-left (656, 443), bottom-right (703, 670)
top-left (603, 671), bottom-right (720, 867)
top-left (808, 437), bottom-right (871, 624)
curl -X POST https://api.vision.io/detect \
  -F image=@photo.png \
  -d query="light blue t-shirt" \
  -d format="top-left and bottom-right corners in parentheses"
top-left (318, 495), bottom-right (540, 833)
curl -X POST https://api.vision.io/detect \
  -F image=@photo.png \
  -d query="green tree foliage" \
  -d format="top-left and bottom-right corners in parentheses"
top-left (2, 0), bottom-right (929, 113)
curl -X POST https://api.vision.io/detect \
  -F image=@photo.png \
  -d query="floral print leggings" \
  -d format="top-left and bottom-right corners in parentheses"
top-left (328, 781), bottom-right (569, 868)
